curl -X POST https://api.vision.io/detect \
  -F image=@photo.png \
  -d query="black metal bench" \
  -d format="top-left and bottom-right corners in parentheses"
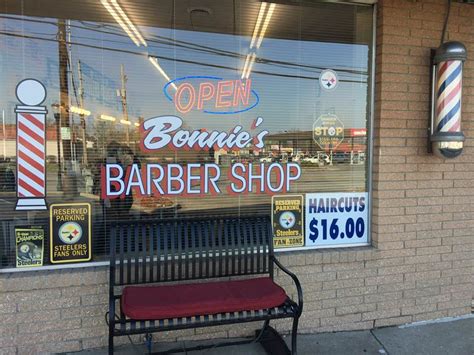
top-left (108, 216), bottom-right (303, 354)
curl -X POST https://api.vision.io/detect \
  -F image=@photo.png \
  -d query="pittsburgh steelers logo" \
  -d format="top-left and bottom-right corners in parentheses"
top-left (279, 211), bottom-right (296, 229)
top-left (20, 243), bottom-right (30, 253)
top-left (59, 222), bottom-right (83, 244)
top-left (319, 69), bottom-right (338, 90)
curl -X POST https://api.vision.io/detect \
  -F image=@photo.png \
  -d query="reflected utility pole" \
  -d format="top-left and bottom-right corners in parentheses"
top-left (57, 19), bottom-right (71, 184)
top-left (78, 60), bottom-right (88, 165)
top-left (2, 110), bottom-right (6, 159)
top-left (120, 64), bottom-right (130, 145)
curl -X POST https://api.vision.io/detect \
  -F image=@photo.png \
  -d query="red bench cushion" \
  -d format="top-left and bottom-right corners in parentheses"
top-left (121, 277), bottom-right (288, 320)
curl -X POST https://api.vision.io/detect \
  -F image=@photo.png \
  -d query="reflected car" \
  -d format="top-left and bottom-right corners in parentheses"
top-left (333, 152), bottom-right (350, 163)
top-left (259, 156), bottom-right (275, 163)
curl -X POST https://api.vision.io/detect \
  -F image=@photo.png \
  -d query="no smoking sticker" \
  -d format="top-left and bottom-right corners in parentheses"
top-left (319, 69), bottom-right (338, 90)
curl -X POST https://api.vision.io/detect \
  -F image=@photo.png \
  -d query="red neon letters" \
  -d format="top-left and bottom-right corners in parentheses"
top-left (174, 79), bottom-right (252, 113)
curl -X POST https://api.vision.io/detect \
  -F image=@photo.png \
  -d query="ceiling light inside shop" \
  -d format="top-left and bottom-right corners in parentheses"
top-left (249, 2), bottom-right (267, 49)
top-left (120, 119), bottom-right (131, 125)
top-left (149, 57), bottom-right (178, 90)
top-left (70, 106), bottom-right (91, 116)
top-left (243, 53), bottom-right (257, 79)
top-left (256, 3), bottom-right (276, 49)
top-left (243, 2), bottom-right (274, 78)
top-left (241, 53), bottom-right (252, 79)
top-left (100, 0), bottom-right (147, 47)
top-left (100, 114), bottom-right (117, 122)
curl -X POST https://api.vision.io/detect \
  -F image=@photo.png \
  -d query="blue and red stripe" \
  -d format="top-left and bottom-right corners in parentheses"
top-left (435, 60), bottom-right (462, 133)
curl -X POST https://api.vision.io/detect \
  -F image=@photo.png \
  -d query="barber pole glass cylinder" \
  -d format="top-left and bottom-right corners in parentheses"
top-left (15, 79), bottom-right (48, 210)
top-left (431, 42), bottom-right (467, 159)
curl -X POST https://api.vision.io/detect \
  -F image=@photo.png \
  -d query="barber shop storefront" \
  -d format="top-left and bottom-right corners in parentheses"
top-left (1, 0), bottom-right (472, 354)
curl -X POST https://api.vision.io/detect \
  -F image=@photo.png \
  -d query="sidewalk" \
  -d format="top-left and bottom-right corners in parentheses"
top-left (73, 316), bottom-right (473, 355)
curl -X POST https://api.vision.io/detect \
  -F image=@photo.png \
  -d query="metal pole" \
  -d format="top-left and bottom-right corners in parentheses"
top-left (66, 20), bottom-right (77, 164)
top-left (58, 19), bottom-right (71, 163)
top-left (120, 64), bottom-right (130, 145)
top-left (78, 60), bottom-right (88, 165)
top-left (55, 113), bottom-right (63, 190)
top-left (351, 136), bottom-right (354, 165)
top-left (2, 110), bottom-right (6, 159)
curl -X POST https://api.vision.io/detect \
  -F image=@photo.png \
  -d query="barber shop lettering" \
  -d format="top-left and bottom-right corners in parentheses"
top-left (102, 162), bottom-right (301, 198)
top-left (102, 115), bottom-right (302, 199)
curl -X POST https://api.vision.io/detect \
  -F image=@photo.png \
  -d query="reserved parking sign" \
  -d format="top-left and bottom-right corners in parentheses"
top-left (50, 203), bottom-right (92, 263)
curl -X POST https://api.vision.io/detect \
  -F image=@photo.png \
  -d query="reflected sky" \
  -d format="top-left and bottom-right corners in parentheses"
top-left (0, 13), bottom-right (370, 134)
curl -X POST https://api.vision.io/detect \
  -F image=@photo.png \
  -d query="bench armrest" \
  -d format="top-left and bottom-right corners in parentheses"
top-left (271, 255), bottom-right (303, 315)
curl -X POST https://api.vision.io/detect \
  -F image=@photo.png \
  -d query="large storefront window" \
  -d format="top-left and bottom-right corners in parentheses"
top-left (0, 0), bottom-right (373, 269)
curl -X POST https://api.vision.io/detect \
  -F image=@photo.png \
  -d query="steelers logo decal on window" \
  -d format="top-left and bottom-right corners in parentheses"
top-left (319, 69), bottom-right (338, 90)
top-left (58, 222), bottom-right (83, 244)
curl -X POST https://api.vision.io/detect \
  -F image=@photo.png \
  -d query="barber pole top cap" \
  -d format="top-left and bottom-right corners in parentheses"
top-left (434, 41), bottom-right (467, 64)
top-left (16, 79), bottom-right (47, 106)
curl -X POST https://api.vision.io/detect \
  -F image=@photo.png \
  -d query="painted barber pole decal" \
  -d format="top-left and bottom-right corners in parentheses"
top-left (15, 79), bottom-right (48, 211)
top-left (435, 60), bottom-right (463, 133)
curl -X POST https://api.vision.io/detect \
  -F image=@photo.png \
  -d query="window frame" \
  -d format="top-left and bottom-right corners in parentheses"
top-left (0, 1), bottom-right (377, 273)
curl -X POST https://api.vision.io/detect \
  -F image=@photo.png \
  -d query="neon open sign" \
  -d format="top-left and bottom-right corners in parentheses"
top-left (164, 76), bottom-right (259, 115)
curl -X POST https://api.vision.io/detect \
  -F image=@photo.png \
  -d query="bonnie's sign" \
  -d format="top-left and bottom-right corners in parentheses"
top-left (102, 76), bottom-right (302, 203)
top-left (102, 114), bottom-right (302, 199)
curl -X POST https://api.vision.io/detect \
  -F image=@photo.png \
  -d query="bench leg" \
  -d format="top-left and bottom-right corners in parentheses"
top-left (108, 333), bottom-right (114, 355)
top-left (291, 317), bottom-right (299, 355)
top-left (255, 320), bottom-right (270, 342)
top-left (145, 333), bottom-right (153, 354)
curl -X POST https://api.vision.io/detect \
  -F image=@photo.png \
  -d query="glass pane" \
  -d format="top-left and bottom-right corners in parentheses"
top-left (0, 0), bottom-right (373, 268)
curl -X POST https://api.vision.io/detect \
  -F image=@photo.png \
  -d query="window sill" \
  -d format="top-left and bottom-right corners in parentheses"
top-left (0, 260), bottom-right (109, 273)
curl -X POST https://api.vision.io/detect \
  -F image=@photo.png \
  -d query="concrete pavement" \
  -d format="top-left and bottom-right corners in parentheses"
top-left (71, 315), bottom-right (473, 355)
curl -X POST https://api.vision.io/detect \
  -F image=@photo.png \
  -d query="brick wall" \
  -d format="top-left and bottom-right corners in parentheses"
top-left (370, 0), bottom-right (473, 326)
top-left (1, 0), bottom-right (473, 354)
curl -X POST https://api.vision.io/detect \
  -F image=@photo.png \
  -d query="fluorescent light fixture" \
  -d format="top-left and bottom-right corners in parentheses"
top-left (100, 0), bottom-right (147, 47)
top-left (256, 3), bottom-right (275, 49)
top-left (149, 56), bottom-right (178, 90)
top-left (134, 122), bottom-right (140, 127)
top-left (110, 0), bottom-right (147, 47)
top-left (120, 119), bottom-right (131, 125)
top-left (243, 53), bottom-right (257, 79)
top-left (241, 53), bottom-right (251, 79)
top-left (70, 106), bottom-right (91, 116)
top-left (249, 2), bottom-right (267, 49)
top-left (100, 114), bottom-right (117, 122)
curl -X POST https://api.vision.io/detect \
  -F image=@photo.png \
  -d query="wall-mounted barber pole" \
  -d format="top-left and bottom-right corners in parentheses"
top-left (15, 79), bottom-right (48, 210)
top-left (430, 41), bottom-right (467, 159)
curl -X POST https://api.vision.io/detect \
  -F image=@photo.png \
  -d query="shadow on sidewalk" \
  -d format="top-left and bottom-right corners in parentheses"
top-left (70, 316), bottom-right (473, 355)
